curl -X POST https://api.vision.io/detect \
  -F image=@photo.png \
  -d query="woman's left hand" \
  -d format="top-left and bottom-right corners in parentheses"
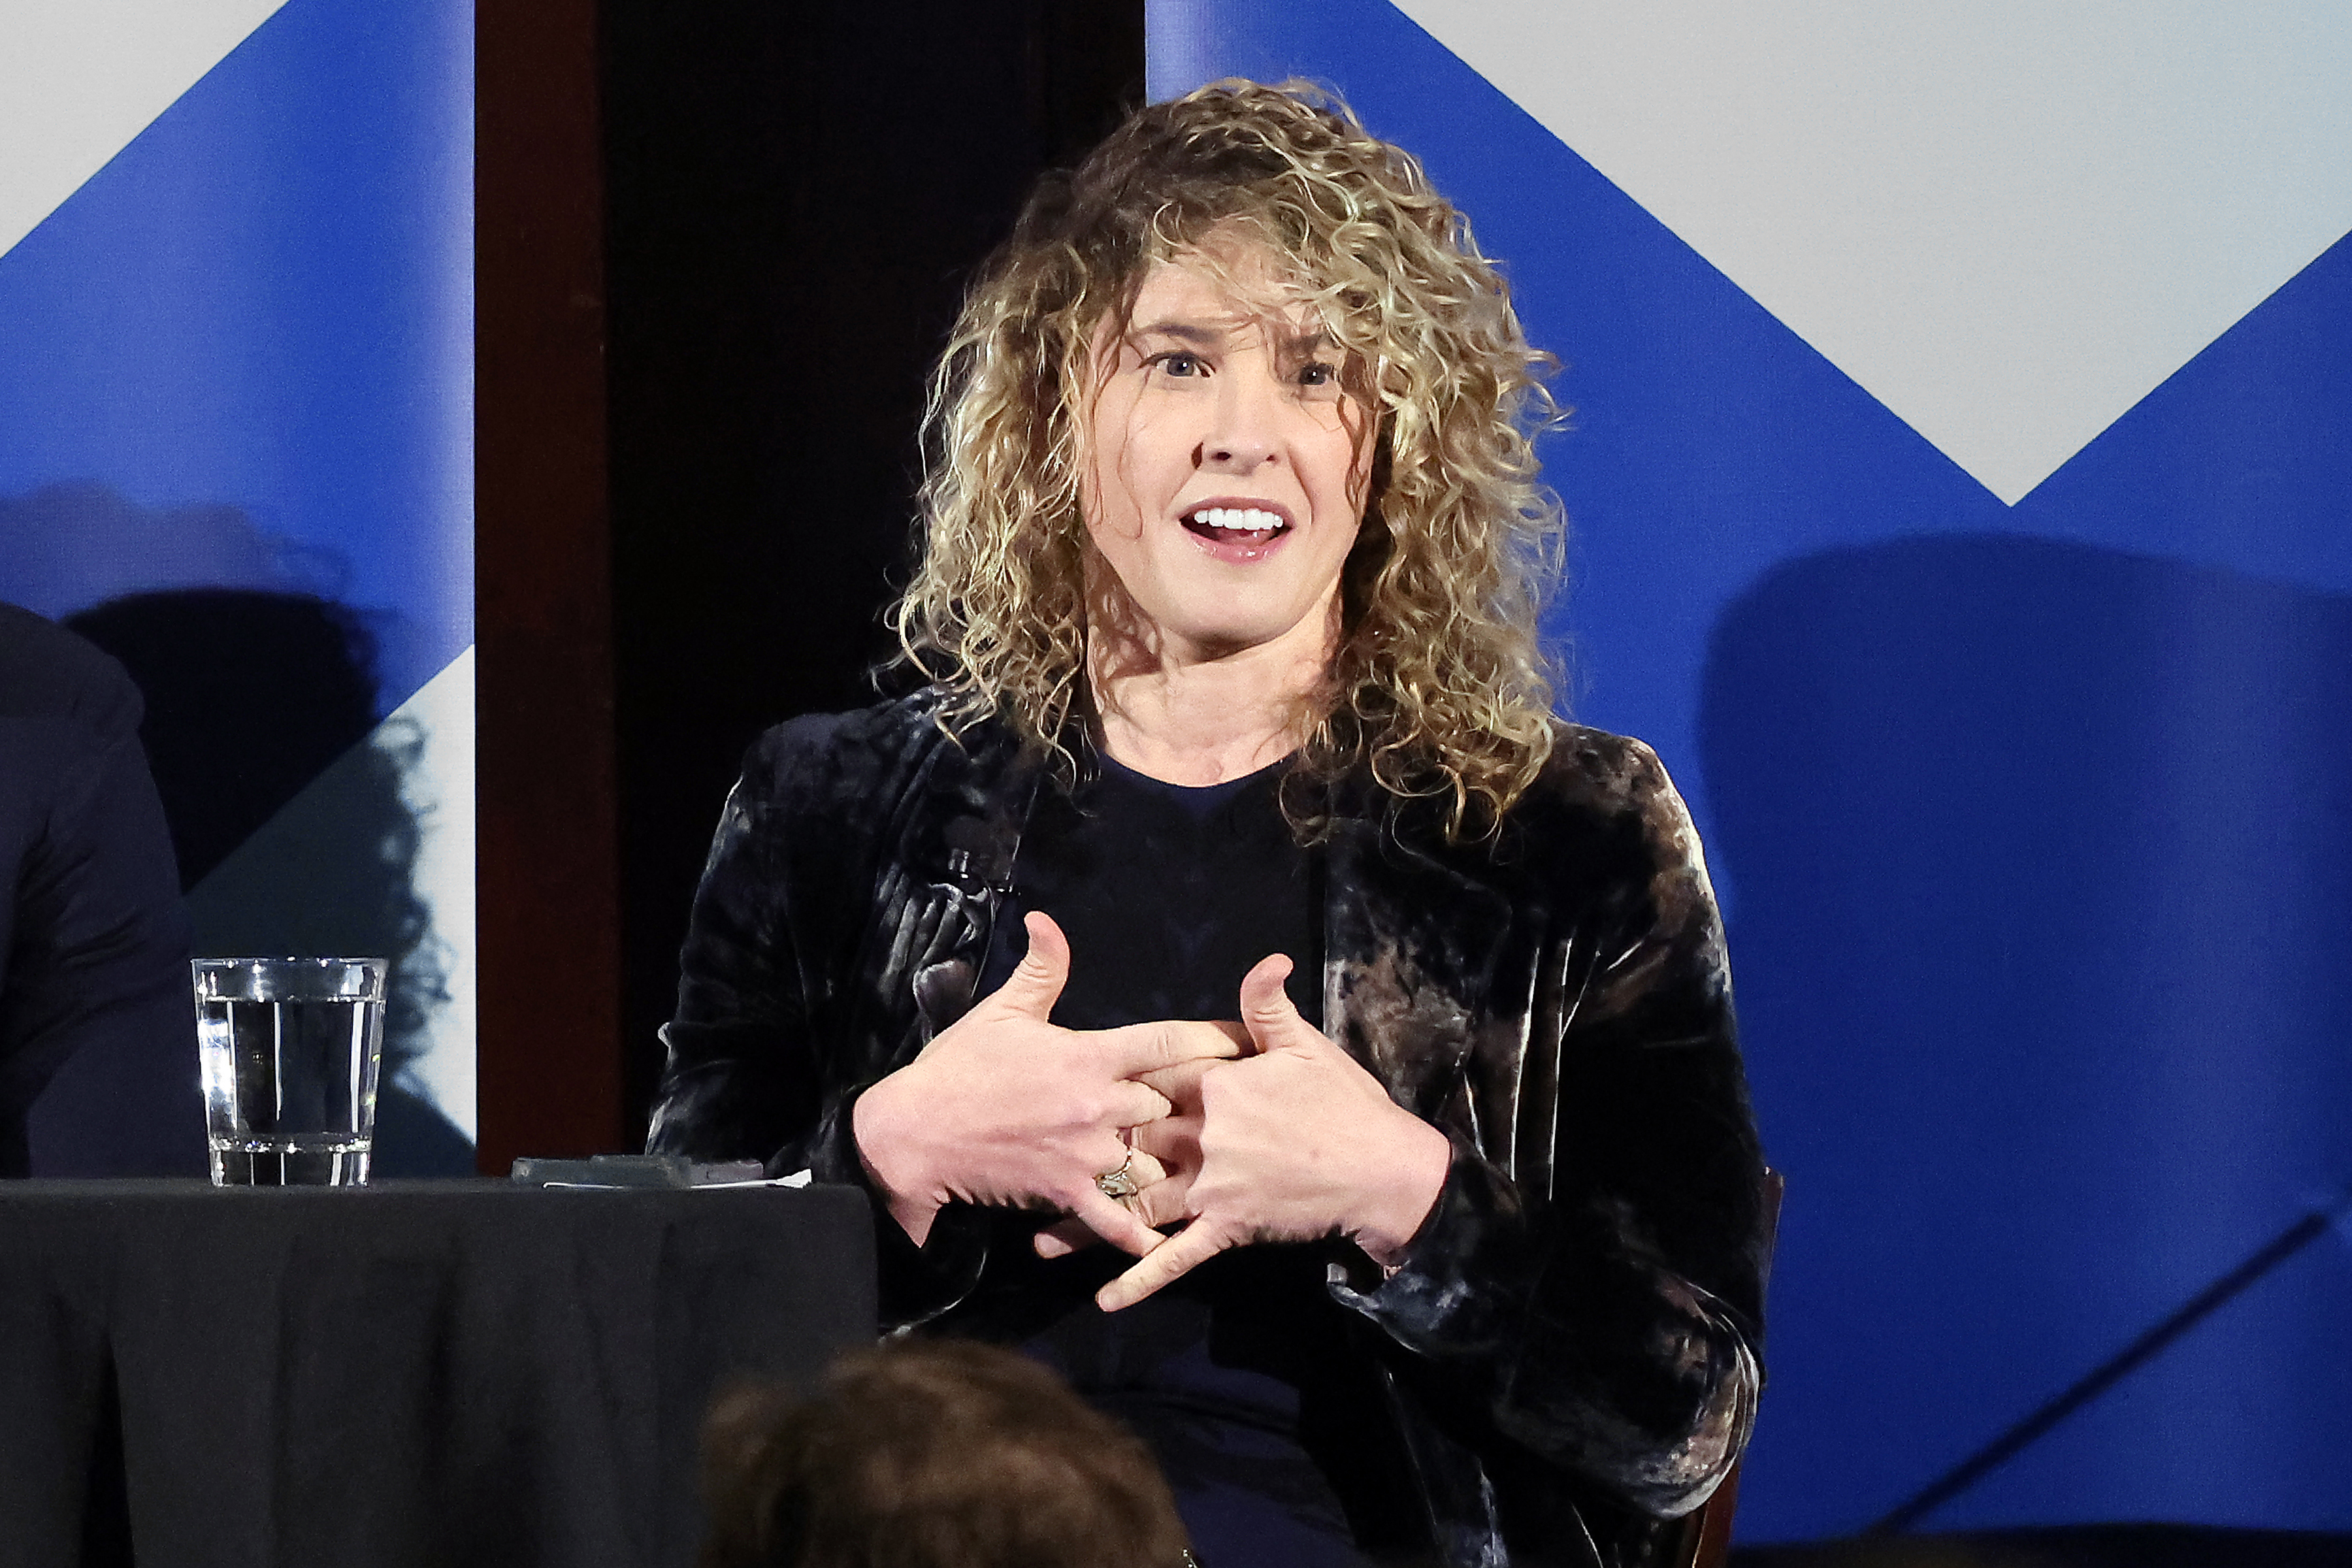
top-left (1094, 953), bottom-right (1454, 1313)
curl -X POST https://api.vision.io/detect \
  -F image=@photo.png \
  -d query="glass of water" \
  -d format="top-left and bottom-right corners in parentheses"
top-left (193, 958), bottom-right (387, 1185)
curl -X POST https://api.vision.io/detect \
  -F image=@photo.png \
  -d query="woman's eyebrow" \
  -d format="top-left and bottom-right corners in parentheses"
top-left (1132, 320), bottom-right (1225, 345)
top-left (1131, 321), bottom-right (1334, 358)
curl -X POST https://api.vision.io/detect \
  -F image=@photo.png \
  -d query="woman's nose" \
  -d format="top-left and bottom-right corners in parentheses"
top-left (1196, 374), bottom-right (1282, 472)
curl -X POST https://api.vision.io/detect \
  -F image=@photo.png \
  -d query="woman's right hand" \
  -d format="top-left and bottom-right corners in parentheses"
top-left (850, 911), bottom-right (1242, 1252)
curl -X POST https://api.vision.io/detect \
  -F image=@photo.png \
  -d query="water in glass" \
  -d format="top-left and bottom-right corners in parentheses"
top-left (195, 964), bottom-right (385, 1186)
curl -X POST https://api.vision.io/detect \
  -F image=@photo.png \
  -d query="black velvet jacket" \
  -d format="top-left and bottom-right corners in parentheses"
top-left (647, 690), bottom-right (1767, 1568)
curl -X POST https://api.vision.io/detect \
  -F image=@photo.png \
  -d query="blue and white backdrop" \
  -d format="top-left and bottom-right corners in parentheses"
top-left (1154, 1), bottom-right (2352, 1542)
top-left (0, 0), bottom-right (475, 1170)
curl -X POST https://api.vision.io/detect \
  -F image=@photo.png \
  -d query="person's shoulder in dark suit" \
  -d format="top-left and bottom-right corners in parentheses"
top-left (0, 599), bottom-right (146, 731)
top-left (0, 601), bottom-right (204, 1177)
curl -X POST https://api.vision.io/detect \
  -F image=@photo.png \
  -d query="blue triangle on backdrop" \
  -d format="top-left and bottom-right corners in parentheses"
top-left (1165, 0), bottom-right (2352, 1539)
top-left (0, 0), bottom-right (472, 722)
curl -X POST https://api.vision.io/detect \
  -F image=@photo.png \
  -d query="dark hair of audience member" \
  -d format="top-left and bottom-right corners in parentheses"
top-left (700, 1339), bottom-right (1192, 1568)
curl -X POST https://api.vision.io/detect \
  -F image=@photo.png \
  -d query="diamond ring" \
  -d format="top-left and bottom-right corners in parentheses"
top-left (1094, 1152), bottom-right (1141, 1200)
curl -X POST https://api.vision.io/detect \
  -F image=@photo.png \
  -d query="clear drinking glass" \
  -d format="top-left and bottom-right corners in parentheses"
top-left (193, 957), bottom-right (387, 1185)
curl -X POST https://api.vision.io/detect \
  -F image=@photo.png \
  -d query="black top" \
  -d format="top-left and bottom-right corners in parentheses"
top-left (963, 754), bottom-right (1425, 1567)
top-left (0, 602), bottom-right (203, 1177)
top-left (973, 749), bottom-right (1322, 1027)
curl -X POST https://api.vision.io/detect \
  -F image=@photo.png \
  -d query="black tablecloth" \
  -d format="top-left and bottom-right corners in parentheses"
top-left (0, 1180), bottom-right (877, 1568)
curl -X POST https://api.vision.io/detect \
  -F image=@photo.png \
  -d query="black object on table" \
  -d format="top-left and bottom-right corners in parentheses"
top-left (0, 1179), bottom-right (877, 1568)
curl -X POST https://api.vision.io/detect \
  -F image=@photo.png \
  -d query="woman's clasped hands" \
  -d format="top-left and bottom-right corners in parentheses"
top-left (982, 921), bottom-right (1456, 1313)
top-left (853, 912), bottom-right (1453, 1307)
top-left (849, 911), bottom-right (1245, 1254)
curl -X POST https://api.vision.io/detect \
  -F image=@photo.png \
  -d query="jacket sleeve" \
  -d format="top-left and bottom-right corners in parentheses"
top-left (645, 717), bottom-right (990, 1326)
top-left (644, 730), bottom-right (855, 1182)
top-left (1330, 741), bottom-right (1767, 1519)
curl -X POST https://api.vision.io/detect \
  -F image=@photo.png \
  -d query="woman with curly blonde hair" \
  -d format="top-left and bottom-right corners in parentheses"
top-left (896, 78), bottom-right (1563, 841)
top-left (652, 80), bottom-right (1766, 1568)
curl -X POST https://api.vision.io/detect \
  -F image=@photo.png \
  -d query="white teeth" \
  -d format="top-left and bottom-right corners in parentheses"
top-left (1188, 507), bottom-right (1285, 531)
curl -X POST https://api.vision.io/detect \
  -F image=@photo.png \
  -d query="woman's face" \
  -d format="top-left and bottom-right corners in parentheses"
top-left (1078, 244), bottom-right (1374, 668)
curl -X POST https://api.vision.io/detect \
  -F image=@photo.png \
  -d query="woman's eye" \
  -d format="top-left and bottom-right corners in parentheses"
top-left (1297, 361), bottom-right (1338, 387)
top-left (1153, 352), bottom-right (1204, 378)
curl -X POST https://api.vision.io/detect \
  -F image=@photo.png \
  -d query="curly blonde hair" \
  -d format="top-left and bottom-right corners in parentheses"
top-left (890, 79), bottom-right (1565, 839)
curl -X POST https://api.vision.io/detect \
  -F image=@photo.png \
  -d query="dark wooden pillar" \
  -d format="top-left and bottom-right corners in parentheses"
top-left (474, 0), bottom-right (1143, 1166)
top-left (475, 0), bottom-right (621, 1169)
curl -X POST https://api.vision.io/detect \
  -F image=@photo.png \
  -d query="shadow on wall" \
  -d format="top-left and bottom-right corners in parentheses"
top-left (69, 591), bottom-right (378, 889)
top-left (67, 591), bottom-right (471, 1177)
top-left (1700, 534), bottom-right (2352, 1529)
top-left (0, 482), bottom-right (346, 627)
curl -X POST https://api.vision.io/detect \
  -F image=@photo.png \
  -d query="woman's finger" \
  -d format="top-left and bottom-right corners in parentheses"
top-left (1105, 1079), bottom-right (1175, 1130)
top-left (1135, 1054), bottom-right (1228, 1103)
top-left (1066, 1188), bottom-right (1167, 1260)
top-left (992, 911), bottom-right (1072, 1019)
top-left (1237, 953), bottom-right (1320, 1054)
top-left (1033, 1216), bottom-right (1096, 1258)
top-left (1113, 1148), bottom-right (1169, 1190)
top-left (1094, 1017), bottom-right (1247, 1078)
top-left (1130, 1167), bottom-right (1193, 1230)
top-left (1097, 1217), bottom-right (1229, 1311)
top-left (1032, 1151), bottom-right (1177, 1258)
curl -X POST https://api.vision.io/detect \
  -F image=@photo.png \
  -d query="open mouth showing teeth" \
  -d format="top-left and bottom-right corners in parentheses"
top-left (1183, 506), bottom-right (1290, 545)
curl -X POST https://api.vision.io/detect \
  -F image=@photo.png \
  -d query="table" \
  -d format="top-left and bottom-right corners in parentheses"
top-left (0, 1180), bottom-right (877, 1568)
